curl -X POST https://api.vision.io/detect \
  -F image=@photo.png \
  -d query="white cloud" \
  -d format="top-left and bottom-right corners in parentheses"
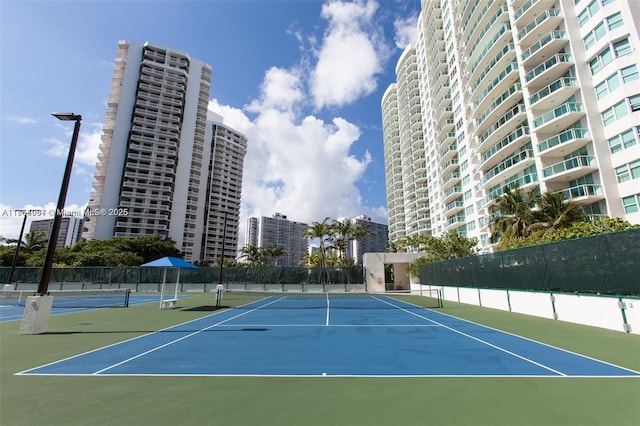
top-left (310, 0), bottom-right (389, 109)
top-left (8, 114), bottom-right (38, 125)
top-left (0, 202), bottom-right (88, 240)
top-left (45, 122), bottom-right (101, 168)
top-left (393, 13), bottom-right (419, 48)
top-left (246, 67), bottom-right (304, 114)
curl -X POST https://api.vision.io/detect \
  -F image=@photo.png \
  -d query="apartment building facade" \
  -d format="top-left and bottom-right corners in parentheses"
top-left (84, 41), bottom-right (246, 263)
top-left (30, 217), bottom-right (84, 248)
top-left (382, 0), bottom-right (640, 251)
top-left (349, 215), bottom-right (389, 265)
top-left (245, 213), bottom-right (309, 266)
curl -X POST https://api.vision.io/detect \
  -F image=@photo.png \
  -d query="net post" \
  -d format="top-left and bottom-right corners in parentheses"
top-left (215, 284), bottom-right (224, 308)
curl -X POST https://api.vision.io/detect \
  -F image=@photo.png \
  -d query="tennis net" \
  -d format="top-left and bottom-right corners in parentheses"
top-left (216, 288), bottom-right (443, 310)
top-left (0, 288), bottom-right (131, 308)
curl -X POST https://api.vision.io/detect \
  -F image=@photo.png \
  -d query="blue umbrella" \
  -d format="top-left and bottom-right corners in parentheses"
top-left (141, 257), bottom-right (198, 309)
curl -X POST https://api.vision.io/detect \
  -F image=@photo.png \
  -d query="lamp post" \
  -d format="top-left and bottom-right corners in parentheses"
top-left (36, 113), bottom-right (82, 295)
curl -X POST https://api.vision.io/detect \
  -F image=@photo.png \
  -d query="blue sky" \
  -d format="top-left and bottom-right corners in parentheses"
top-left (0, 0), bottom-right (419, 241)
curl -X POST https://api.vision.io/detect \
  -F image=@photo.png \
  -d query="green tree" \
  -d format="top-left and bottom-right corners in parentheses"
top-left (304, 217), bottom-right (333, 268)
top-left (22, 231), bottom-right (47, 253)
top-left (489, 184), bottom-right (541, 249)
top-left (262, 245), bottom-right (287, 266)
top-left (239, 244), bottom-right (265, 266)
top-left (407, 232), bottom-right (478, 277)
top-left (535, 191), bottom-right (586, 233)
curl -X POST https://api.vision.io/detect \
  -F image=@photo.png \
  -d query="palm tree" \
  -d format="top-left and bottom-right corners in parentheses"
top-left (304, 217), bottom-right (333, 268)
top-left (23, 231), bottom-right (47, 253)
top-left (239, 243), bottom-right (264, 266)
top-left (489, 184), bottom-right (541, 248)
top-left (536, 191), bottom-right (586, 233)
top-left (262, 245), bottom-right (287, 266)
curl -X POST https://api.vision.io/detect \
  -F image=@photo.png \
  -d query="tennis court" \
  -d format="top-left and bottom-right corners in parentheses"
top-left (0, 291), bottom-right (163, 323)
top-left (15, 293), bottom-right (639, 378)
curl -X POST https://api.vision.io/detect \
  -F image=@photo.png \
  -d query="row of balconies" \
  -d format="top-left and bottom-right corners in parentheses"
top-left (478, 125), bottom-right (530, 171)
top-left (479, 149), bottom-right (535, 187)
top-left (521, 31), bottom-right (567, 67)
top-left (468, 23), bottom-right (511, 81)
top-left (475, 83), bottom-right (522, 133)
top-left (464, 5), bottom-right (509, 60)
top-left (472, 58), bottom-right (518, 111)
top-left (475, 103), bottom-right (527, 154)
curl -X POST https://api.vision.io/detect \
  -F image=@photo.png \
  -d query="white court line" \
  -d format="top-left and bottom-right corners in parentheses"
top-left (384, 296), bottom-right (640, 376)
top-left (16, 296), bottom-right (284, 376)
top-left (373, 296), bottom-right (567, 376)
top-left (92, 297), bottom-right (286, 375)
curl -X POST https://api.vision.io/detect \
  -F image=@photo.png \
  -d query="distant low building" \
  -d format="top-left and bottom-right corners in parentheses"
top-left (30, 216), bottom-right (84, 248)
top-left (348, 215), bottom-right (388, 264)
top-left (245, 213), bottom-right (308, 266)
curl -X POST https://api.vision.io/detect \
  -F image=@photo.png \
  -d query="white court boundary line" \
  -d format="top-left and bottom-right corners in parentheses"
top-left (16, 294), bottom-right (640, 378)
top-left (16, 296), bottom-right (284, 376)
top-left (378, 296), bottom-right (640, 376)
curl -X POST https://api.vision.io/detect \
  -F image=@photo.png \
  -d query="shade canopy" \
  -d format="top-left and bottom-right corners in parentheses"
top-left (140, 256), bottom-right (198, 269)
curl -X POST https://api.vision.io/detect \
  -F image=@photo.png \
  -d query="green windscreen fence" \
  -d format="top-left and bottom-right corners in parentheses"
top-left (419, 229), bottom-right (640, 296)
top-left (0, 266), bottom-right (364, 288)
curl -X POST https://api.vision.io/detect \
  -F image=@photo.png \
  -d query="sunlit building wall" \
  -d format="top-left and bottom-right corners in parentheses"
top-left (383, 0), bottom-right (640, 251)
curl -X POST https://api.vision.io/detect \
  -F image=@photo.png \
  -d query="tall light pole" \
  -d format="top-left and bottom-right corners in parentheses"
top-left (37, 113), bottom-right (82, 295)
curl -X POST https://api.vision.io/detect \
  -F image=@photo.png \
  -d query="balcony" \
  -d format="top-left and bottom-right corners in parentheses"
top-left (472, 60), bottom-right (519, 115)
top-left (440, 157), bottom-right (459, 175)
top-left (521, 31), bottom-right (568, 68)
top-left (541, 156), bottom-right (598, 183)
top-left (439, 132), bottom-right (457, 150)
top-left (480, 149), bottom-right (536, 187)
top-left (555, 184), bottom-right (604, 203)
top-left (513, 0), bottom-right (554, 27)
top-left (537, 128), bottom-right (591, 156)
top-left (524, 54), bottom-right (573, 88)
top-left (439, 144), bottom-right (458, 162)
top-left (443, 185), bottom-right (463, 204)
top-left (445, 214), bottom-right (466, 231)
top-left (442, 171), bottom-right (461, 191)
top-left (476, 103), bottom-right (528, 154)
top-left (475, 83), bottom-right (523, 134)
top-left (445, 199), bottom-right (465, 215)
top-left (533, 102), bottom-right (584, 133)
top-left (517, 9), bottom-right (563, 48)
top-left (528, 78), bottom-right (579, 111)
top-left (478, 125), bottom-right (530, 172)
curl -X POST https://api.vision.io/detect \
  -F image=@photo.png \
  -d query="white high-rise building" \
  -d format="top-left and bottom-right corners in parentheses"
top-left (382, 0), bottom-right (640, 251)
top-left (245, 213), bottom-right (309, 266)
top-left (84, 41), bottom-right (247, 263)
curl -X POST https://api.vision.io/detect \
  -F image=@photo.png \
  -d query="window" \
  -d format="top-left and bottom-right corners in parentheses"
top-left (613, 38), bottom-right (631, 56)
top-left (629, 95), bottom-right (640, 112)
top-left (622, 65), bottom-right (639, 83)
top-left (595, 72), bottom-right (620, 99)
top-left (589, 46), bottom-right (613, 74)
top-left (606, 12), bottom-right (623, 30)
top-left (609, 128), bottom-right (639, 153)
top-left (578, 9), bottom-right (590, 27)
top-left (622, 195), bottom-right (639, 214)
top-left (616, 165), bottom-right (630, 182)
top-left (631, 160), bottom-right (640, 180)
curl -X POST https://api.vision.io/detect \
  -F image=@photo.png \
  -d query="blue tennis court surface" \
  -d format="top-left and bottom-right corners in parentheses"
top-left (0, 294), bottom-right (161, 323)
top-left (16, 295), bottom-right (640, 378)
